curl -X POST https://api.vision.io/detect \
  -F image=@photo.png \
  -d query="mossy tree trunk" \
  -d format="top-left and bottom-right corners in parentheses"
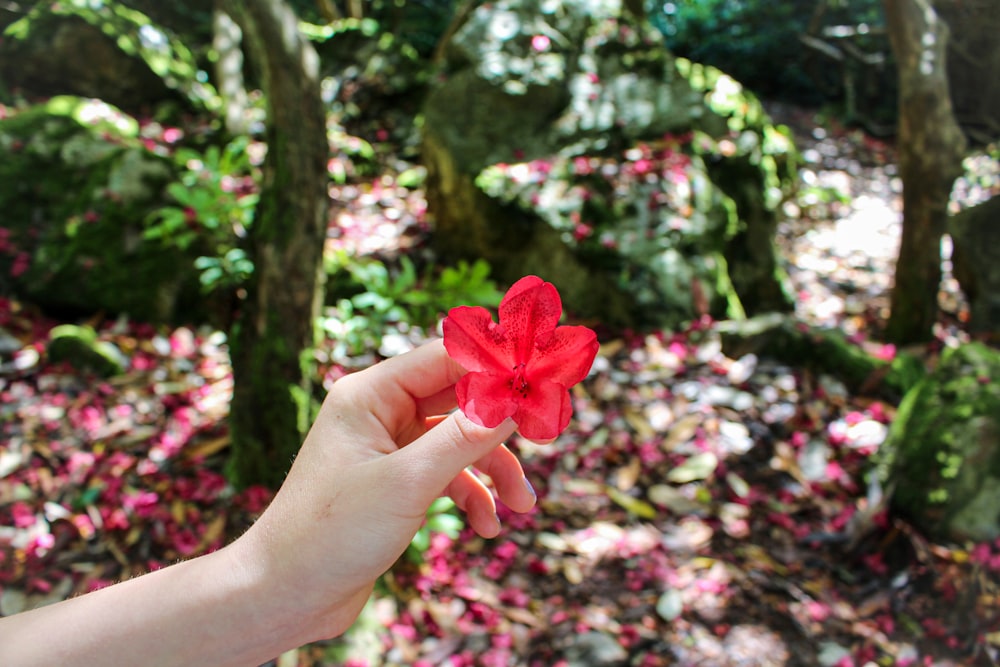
top-left (883, 0), bottom-right (966, 345)
top-left (219, 0), bottom-right (329, 489)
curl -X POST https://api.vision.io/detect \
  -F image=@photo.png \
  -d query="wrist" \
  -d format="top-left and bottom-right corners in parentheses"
top-left (229, 520), bottom-right (367, 647)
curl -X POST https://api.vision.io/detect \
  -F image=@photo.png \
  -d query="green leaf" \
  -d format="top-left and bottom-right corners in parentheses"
top-left (403, 291), bottom-right (431, 306)
top-left (667, 452), bottom-right (719, 484)
top-left (726, 472), bottom-right (750, 498)
top-left (656, 589), bottom-right (684, 621)
top-left (224, 248), bottom-right (247, 263)
top-left (174, 146), bottom-right (201, 162)
top-left (166, 182), bottom-right (193, 205)
top-left (174, 232), bottom-right (195, 250)
top-left (426, 513), bottom-right (463, 538)
top-left (237, 193), bottom-right (259, 209)
top-left (428, 496), bottom-right (456, 514)
top-left (410, 527), bottom-right (430, 553)
top-left (396, 166), bottom-right (426, 189)
top-left (199, 267), bottom-right (223, 286)
top-left (204, 145), bottom-right (221, 168)
top-left (606, 486), bottom-right (658, 519)
top-left (73, 485), bottom-right (103, 509)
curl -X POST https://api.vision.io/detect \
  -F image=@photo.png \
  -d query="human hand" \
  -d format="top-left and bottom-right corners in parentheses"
top-left (233, 339), bottom-right (538, 644)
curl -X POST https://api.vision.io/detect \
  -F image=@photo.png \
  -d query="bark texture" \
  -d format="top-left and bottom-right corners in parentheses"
top-left (220, 0), bottom-right (329, 488)
top-left (883, 0), bottom-right (967, 345)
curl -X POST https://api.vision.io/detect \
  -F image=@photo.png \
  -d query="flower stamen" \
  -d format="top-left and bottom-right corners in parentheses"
top-left (509, 363), bottom-right (530, 397)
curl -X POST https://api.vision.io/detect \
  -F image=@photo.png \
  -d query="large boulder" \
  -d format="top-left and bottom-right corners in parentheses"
top-left (950, 195), bottom-right (1000, 336)
top-left (0, 2), bottom-right (215, 115)
top-left (422, 0), bottom-right (795, 328)
top-left (0, 96), bottom-right (205, 323)
top-left (883, 342), bottom-right (1000, 542)
top-left (47, 324), bottom-right (128, 377)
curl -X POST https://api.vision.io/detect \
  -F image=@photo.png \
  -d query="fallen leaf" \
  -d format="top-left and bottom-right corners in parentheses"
top-left (656, 588), bottom-right (684, 621)
top-left (667, 452), bottom-right (718, 484)
top-left (614, 457), bottom-right (642, 491)
top-left (647, 484), bottom-right (707, 515)
top-left (183, 435), bottom-right (230, 460)
top-left (661, 413), bottom-right (701, 452)
top-left (606, 486), bottom-right (658, 519)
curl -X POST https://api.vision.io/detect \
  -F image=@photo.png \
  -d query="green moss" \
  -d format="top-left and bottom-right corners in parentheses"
top-left (0, 98), bottom-right (208, 323)
top-left (884, 342), bottom-right (1000, 541)
top-left (4, 4), bottom-right (218, 111)
top-left (47, 324), bottom-right (126, 377)
top-left (226, 308), bottom-right (315, 490)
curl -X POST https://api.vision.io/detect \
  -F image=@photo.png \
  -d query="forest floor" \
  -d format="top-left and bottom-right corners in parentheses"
top-left (1, 105), bottom-right (999, 667)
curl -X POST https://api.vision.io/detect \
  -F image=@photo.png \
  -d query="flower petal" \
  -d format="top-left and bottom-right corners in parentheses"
top-left (530, 325), bottom-right (599, 387)
top-left (455, 372), bottom-right (518, 428)
top-left (443, 306), bottom-right (512, 374)
top-left (512, 378), bottom-right (572, 441)
top-left (498, 276), bottom-right (562, 363)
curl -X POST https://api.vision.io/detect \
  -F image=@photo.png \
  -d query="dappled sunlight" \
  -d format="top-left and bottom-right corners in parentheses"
top-left (2, 1), bottom-right (999, 664)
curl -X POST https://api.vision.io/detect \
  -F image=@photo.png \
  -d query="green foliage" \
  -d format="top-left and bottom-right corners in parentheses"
top-left (116, 0), bottom-right (216, 52)
top-left (0, 97), bottom-right (212, 322)
top-left (193, 249), bottom-right (254, 292)
top-left (4, 0), bottom-right (218, 112)
top-left (326, 128), bottom-right (378, 183)
top-left (300, 1), bottom-right (457, 56)
top-left (300, 16), bottom-right (382, 41)
top-left (145, 137), bottom-right (259, 292)
top-left (309, 16), bottom-right (432, 152)
top-left (405, 497), bottom-right (464, 563)
top-left (379, 0), bottom-right (457, 56)
top-left (321, 255), bottom-right (502, 357)
top-left (653, 0), bottom-right (885, 106)
top-left (677, 56), bottom-right (799, 209)
top-left (881, 343), bottom-right (1000, 540)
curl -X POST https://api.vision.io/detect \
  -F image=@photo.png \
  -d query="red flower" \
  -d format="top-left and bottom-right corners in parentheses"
top-left (443, 276), bottom-right (598, 441)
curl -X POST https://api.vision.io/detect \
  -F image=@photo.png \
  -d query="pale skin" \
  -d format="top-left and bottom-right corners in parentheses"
top-left (0, 340), bottom-right (538, 666)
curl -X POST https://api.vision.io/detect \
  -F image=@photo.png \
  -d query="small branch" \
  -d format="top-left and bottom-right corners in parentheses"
top-left (799, 33), bottom-right (845, 62)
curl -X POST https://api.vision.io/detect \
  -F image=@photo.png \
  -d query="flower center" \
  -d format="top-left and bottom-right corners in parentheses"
top-left (509, 363), bottom-right (529, 398)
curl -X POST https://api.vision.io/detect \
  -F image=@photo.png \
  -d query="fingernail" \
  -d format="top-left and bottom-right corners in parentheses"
top-left (523, 476), bottom-right (536, 501)
top-left (493, 512), bottom-right (502, 534)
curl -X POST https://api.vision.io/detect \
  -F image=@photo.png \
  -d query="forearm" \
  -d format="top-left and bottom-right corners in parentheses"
top-left (0, 537), bottom-right (315, 667)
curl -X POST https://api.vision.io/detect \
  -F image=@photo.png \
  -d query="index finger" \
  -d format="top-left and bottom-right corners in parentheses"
top-left (366, 339), bottom-right (466, 400)
top-left (344, 340), bottom-right (466, 433)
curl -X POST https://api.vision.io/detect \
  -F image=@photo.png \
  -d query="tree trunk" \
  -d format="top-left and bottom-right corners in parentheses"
top-left (219, 0), bottom-right (329, 489)
top-left (883, 0), bottom-right (966, 345)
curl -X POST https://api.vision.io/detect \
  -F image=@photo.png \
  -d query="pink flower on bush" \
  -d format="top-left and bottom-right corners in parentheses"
top-left (531, 34), bottom-right (551, 51)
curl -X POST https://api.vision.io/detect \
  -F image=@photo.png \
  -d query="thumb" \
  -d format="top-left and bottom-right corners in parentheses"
top-left (392, 411), bottom-right (517, 502)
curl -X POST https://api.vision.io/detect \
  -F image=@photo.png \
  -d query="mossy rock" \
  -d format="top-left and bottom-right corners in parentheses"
top-left (422, 0), bottom-right (796, 328)
top-left (1, 2), bottom-right (215, 114)
top-left (0, 96), bottom-right (207, 323)
top-left (47, 324), bottom-right (127, 377)
top-left (882, 342), bottom-right (1000, 542)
